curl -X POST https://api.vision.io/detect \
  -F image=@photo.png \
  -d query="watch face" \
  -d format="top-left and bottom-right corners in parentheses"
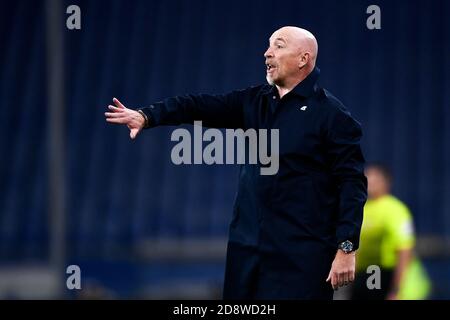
top-left (341, 240), bottom-right (353, 252)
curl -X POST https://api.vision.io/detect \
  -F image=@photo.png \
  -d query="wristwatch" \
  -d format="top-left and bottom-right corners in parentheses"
top-left (338, 240), bottom-right (354, 253)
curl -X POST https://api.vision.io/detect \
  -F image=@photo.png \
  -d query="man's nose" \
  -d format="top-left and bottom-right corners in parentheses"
top-left (264, 48), bottom-right (273, 58)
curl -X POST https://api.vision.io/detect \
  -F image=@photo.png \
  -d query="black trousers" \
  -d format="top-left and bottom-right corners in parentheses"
top-left (223, 241), bottom-right (334, 300)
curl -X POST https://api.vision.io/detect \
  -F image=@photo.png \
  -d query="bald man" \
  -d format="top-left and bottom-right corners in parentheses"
top-left (105, 26), bottom-right (367, 299)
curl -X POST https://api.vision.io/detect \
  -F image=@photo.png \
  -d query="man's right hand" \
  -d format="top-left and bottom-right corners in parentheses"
top-left (105, 98), bottom-right (146, 139)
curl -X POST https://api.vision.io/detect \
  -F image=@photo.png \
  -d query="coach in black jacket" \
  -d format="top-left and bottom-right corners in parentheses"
top-left (105, 26), bottom-right (367, 300)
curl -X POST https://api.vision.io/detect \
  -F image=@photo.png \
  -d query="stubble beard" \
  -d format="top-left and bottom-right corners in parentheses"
top-left (266, 74), bottom-right (274, 85)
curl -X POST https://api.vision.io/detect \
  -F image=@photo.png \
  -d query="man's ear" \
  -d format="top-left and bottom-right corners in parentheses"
top-left (298, 52), bottom-right (310, 69)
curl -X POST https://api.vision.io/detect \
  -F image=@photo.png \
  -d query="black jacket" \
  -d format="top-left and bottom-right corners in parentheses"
top-left (141, 67), bottom-right (367, 270)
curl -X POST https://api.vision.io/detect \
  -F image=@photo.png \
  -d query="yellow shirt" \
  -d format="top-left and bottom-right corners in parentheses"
top-left (356, 194), bottom-right (415, 271)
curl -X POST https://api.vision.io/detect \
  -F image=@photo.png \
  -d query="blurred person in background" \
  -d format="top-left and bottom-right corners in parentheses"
top-left (351, 163), bottom-right (431, 300)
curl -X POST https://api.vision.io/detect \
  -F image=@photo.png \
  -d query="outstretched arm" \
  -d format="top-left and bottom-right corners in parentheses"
top-left (138, 91), bottom-right (245, 129)
top-left (105, 89), bottom-right (246, 139)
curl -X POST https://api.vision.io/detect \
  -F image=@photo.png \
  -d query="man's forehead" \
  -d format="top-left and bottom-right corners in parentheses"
top-left (269, 32), bottom-right (289, 42)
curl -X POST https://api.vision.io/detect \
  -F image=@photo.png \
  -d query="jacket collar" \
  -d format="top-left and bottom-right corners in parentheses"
top-left (263, 66), bottom-right (320, 98)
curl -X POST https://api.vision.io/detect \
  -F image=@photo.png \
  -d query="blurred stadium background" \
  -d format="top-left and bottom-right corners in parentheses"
top-left (0, 0), bottom-right (449, 299)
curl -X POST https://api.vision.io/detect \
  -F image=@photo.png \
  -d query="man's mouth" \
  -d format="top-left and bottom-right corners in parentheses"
top-left (266, 63), bottom-right (276, 73)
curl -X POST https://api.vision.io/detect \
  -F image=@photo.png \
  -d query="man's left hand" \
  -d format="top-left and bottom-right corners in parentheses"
top-left (326, 250), bottom-right (356, 290)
